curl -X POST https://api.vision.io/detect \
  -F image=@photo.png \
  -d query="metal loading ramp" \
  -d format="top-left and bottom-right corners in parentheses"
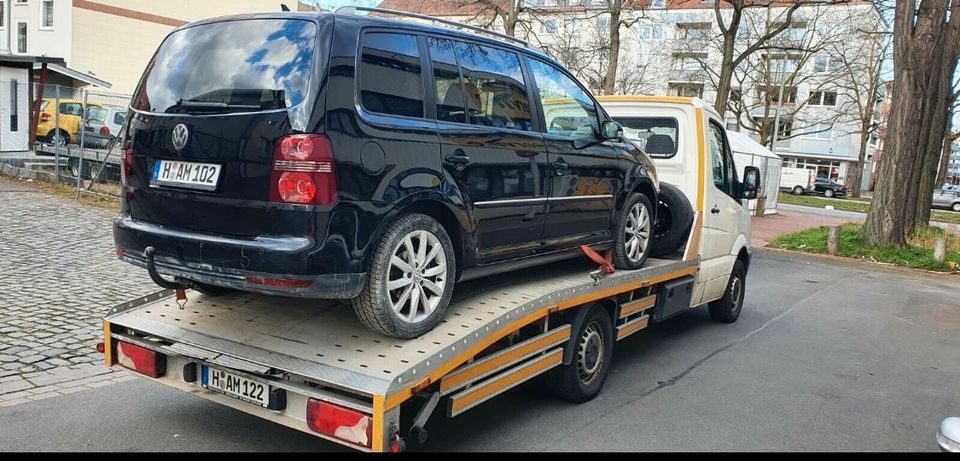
top-left (106, 257), bottom-right (698, 401)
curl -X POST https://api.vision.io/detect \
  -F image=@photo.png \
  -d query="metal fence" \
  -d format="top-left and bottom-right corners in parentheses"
top-left (0, 82), bottom-right (131, 198)
top-left (735, 151), bottom-right (782, 215)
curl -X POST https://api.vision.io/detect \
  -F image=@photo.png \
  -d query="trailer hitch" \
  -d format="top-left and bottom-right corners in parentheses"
top-left (144, 246), bottom-right (192, 309)
top-left (580, 245), bottom-right (615, 285)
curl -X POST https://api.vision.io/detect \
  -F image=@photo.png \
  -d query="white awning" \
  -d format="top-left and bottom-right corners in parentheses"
top-left (32, 63), bottom-right (111, 88)
top-left (727, 131), bottom-right (780, 159)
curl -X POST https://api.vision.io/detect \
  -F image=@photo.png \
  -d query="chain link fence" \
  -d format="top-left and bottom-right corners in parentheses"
top-left (0, 82), bottom-right (130, 198)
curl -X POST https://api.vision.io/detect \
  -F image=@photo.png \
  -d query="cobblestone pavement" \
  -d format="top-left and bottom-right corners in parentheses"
top-left (0, 176), bottom-right (155, 404)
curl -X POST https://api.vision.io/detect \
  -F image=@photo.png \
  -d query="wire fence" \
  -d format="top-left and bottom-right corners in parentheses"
top-left (0, 81), bottom-right (131, 198)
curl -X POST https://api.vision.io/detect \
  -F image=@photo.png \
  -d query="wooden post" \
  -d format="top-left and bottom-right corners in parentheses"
top-left (30, 62), bottom-right (48, 147)
top-left (934, 238), bottom-right (947, 263)
top-left (754, 195), bottom-right (766, 217)
top-left (827, 225), bottom-right (841, 255)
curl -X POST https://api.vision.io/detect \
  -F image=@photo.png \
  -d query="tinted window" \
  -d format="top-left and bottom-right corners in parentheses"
top-left (59, 102), bottom-right (82, 115)
top-left (455, 42), bottom-right (532, 131)
top-left (133, 19), bottom-right (316, 113)
top-left (360, 32), bottom-right (424, 118)
top-left (429, 37), bottom-right (465, 123)
top-left (617, 117), bottom-right (678, 158)
top-left (114, 111), bottom-right (127, 125)
top-left (527, 59), bottom-right (598, 138)
top-left (86, 106), bottom-right (108, 123)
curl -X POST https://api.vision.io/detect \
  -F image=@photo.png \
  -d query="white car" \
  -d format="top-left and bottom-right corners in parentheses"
top-left (82, 105), bottom-right (126, 149)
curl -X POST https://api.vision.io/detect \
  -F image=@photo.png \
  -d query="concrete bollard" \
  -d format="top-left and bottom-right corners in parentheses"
top-left (934, 238), bottom-right (947, 263)
top-left (827, 225), bottom-right (841, 255)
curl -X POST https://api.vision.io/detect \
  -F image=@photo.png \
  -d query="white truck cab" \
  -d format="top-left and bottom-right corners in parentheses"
top-left (597, 96), bottom-right (756, 307)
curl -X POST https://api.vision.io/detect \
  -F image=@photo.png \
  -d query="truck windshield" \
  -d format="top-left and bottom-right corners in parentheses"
top-left (132, 19), bottom-right (317, 114)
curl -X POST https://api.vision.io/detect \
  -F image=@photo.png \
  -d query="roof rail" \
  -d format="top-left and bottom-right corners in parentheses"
top-left (335, 6), bottom-right (532, 49)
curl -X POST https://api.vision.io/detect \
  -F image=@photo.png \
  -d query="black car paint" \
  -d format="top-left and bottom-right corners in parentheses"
top-left (813, 178), bottom-right (847, 197)
top-left (113, 12), bottom-right (656, 298)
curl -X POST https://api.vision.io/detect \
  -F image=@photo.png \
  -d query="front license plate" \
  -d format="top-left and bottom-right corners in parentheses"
top-left (151, 159), bottom-right (221, 191)
top-left (201, 365), bottom-right (272, 408)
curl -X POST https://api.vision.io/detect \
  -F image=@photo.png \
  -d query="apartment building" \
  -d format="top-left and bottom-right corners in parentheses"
top-left (0, 0), bottom-right (313, 95)
top-left (377, 0), bottom-right (884, 191)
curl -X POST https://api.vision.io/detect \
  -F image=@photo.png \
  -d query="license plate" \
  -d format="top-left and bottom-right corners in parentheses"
top-left (151, 160), bottom-right (221, 191)
top-left (201, 365), bottom-right (272, 408)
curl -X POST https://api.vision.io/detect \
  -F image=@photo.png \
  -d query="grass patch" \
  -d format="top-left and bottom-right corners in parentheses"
top-left (778, 192), bottom-right (960, 225)
top-left (771, 223), bottom-right (960, 272)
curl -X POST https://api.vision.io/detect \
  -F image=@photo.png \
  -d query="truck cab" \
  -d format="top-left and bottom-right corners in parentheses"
top-left (597, 96), bottom-right (756, 307)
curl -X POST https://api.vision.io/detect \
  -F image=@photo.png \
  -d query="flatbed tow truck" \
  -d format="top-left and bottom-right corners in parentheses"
top-left (100, 96), bottom-right (758, 452)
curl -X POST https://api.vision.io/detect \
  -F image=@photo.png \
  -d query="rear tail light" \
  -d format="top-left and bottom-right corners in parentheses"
top-left (100, 126), bottom-right (111, 136)
top-left (40, 113), bottom-right (51, 122)
top-left (270, 134), bottom-right (337, 205)
top-left (306, 399), bottom-right (372, 448)
top-left (116, 341), bottom-right (166, 378)
top-left (245, 276), bottom-right (313, 289)
top-left (121, 139), bottom-right (133, 186)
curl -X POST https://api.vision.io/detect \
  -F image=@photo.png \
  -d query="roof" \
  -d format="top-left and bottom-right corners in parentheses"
top-left (728, 130), bottom-right (779, 159)
top-left (0, 54), bottom-right (65, 66)
top-left (33, 63), bottom-right (112, 88)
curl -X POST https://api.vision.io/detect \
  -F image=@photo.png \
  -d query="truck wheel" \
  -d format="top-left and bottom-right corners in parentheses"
top-left (824, 189), bottom-right (834, 198)
top-left (68, 158), bottom-right (82, 178)
top-left (613, 193), bottom-right (653, 270)
top-left (708, 260), bottom-right (746, 323)
top-left (952, 203), bottom-right (960, 212)
top-left (792, 186), bottom-right (804, 195)
top-left (353, 213), bottom-right (456, 339)
top-left (650, 183), bottom-right (694, 258)
top-left (555, 304), bottom-right (615, 403)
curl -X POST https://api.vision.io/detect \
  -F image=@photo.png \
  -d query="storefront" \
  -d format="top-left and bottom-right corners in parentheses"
top-left (779, 155), bottom-right (848, 183)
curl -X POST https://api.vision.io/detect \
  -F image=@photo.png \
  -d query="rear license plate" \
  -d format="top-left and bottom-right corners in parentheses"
top-left (151, 160), bottom-right (221, 191)
top-left (201, 365), bottom-right (272, 408)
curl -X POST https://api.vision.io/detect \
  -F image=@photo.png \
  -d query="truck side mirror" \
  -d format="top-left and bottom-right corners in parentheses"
top-left (742, 166), bottom-right (760, 200)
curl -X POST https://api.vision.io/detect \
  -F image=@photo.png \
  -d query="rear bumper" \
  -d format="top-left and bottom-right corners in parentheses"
top-left (114, 214), bottom-right (365, 299)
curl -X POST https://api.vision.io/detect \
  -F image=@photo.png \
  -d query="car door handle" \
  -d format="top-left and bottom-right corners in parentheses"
top-left (444, 152), bottom-right (471, 171)
top-left (551, 160), bottom-right (568, 176)
top-left (711, 206), bottom-right (720, 214)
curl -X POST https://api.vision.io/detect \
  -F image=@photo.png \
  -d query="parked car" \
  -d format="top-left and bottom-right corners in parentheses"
top-left (813, 177), bottom-right (848, 198)
top-left (932, 188), bottom-right (960, 212)
top-left (35, 98), bottom-right (97, 146)
top-left (780, 166), bottom-right (815, 195)
top-left (113, 12), bottom-right (659, 338)
top-left (82, 105), bottom-right (126, 149)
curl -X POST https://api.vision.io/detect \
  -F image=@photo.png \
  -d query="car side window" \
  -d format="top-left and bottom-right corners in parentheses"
top-left (453, 41), bottom-right (532, 131)
top-left (59, 103), bottom-right (82, 115)
top-left (527, 59), bottom-right (599, 139)
top-left (428, 37), bottom-right (466, 124)
top-left (359, 32), bottom-right (424, 118)
top-left (708, 120), bottom-right (736, 199)
top-left (114, 112), bottom-right (126, 125)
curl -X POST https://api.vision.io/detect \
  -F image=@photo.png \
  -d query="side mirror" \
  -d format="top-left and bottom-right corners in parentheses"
top-left (939, 417), bottom-right (960, 452)
top-left (600, 120), bottom-right (623, 140)
top-left (742, 166), bottom-right (760, 200)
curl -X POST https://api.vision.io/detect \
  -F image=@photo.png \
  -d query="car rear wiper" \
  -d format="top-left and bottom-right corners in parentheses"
top-left (167, 99), bottom-right (261, 113)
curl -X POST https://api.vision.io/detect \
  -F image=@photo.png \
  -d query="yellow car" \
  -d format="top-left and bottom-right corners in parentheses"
top-left (36, 98), bottom-right (99, 146)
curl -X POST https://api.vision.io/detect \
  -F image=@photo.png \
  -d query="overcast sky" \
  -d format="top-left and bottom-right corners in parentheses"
top-left (307, 0), bottom-right (381, 10)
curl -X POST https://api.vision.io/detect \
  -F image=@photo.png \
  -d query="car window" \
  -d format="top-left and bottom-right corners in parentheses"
top-left (428, 37), bottom-right (466, 123)
top-left (86, 106), bottom-right (107, 123)
top-left (708, 120), bottom-right (736, 198)
top-left (114, 111), bottom-right (126, 125)
top-left (454, 42), bottom-right (532, 131)
top-left (528, 59), bottom-right (598, 139)
top-left (59, 102), bottom-right (82, 116)
top-left (40, 100), bottom-right (49, 111)
top-left (616, 117), bottom-right (678, 158)
top-left (360, 32), bottom-right (424, 118)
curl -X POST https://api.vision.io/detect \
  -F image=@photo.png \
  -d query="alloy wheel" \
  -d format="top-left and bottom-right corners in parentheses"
top-left (624, 202), bottom-right (651, 263)
top-left (386, 230), bottom-right (448, 324)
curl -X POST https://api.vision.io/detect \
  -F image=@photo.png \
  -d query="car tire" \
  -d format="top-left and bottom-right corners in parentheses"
top-left (613, 193), bottom-right (654, 270)
top-left (792, 186), bottom-right (805, 195)
top-left (49, 130), bottom-right (68, 147)
top-left (708, 260), bottom-right (746, 324)
top-left (824, 189), bottom-right (834, 198)
top-left (953, 203), bottom-right (960, 213)
top-left (650, 183), bottom-right (694, 258)
top-left (353, 213), bottom-right (456, 339)
top-left (553, 304), bottom-right (615, 403)
top-left (68, 158), bottom-right (85, 179)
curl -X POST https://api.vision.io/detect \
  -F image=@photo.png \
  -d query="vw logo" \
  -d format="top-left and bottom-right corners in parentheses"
top-left (172, 124), bottom-right (189, 151)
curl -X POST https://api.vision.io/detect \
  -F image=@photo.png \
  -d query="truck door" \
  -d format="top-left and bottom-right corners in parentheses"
top-left (697, 119), bottom-right (741, 304)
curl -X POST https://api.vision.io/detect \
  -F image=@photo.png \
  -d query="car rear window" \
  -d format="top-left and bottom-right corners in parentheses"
top-left (133, 19), bottom-right (317, 114)
top-left (360, 32), bottom-right (424, 118)
top-left (87, 106), bottom-right (108, 123)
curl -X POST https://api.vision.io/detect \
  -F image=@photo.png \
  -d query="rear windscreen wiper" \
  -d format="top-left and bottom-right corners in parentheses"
top-left (167, 99), bottom-right (261, 113)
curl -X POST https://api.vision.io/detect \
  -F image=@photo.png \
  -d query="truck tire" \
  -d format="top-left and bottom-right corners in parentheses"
top-left (613, 193), bottom-right (653, 270)
top-left (353, 213), bottom-right (456, 339)
top-left (651, 182), bottom-right (694, 258)
top-left (554, 304), bottom-right (615, 403)
top-left (708, 260), bottom-right (746, 323)
top-left (792, 186), bottom-right (805, 195)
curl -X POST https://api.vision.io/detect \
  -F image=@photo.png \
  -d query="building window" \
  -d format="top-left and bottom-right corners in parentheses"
top-left (16, 21), bottom-right (26, 53)
top-left (640, 25), bottom-right (663, 40)
top-left (814, 55), bottom-right (843, 73)
top-left (9, 79), bottom-right (17, 132)
top-left (667, 83), bottom-right (704, 98)
top-left (676, 22), bottom-right (712, 40)
top-left (540, 19), bottom-right (556, 34)
top-left (14, 0), bottom-right (25, 4)
top-left (673, 52), bottom-right (707, 71)
top-left (0, 2), bottom-right (5, 29)
top-left (760, 117), bottom-right (793, 138)
top-left (41, 0), bottom-right (53, 28)
top-left (651, 0), bottom-right (665, 7)
top-left (808, 90), bottom-right (837, 106)
top-left (725, 118), bottom-right (740, 131)
top-left (803, 122), bottom-right (833, 140)
top-left (757, 85), bottom-right (797, 104)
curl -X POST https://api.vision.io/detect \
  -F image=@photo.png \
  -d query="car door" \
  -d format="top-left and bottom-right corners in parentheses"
top-left (431, 37), bottom-right (548, 265)
top-left (698, 118), bottom-right (742, 304)
top-left (526, 58), bottom-right (622, 250)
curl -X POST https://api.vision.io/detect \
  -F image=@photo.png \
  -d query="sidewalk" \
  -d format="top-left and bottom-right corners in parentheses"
top-left (751, 210), bottom-right (849, 248)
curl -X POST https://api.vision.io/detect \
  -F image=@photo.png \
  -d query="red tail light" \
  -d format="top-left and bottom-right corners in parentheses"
top-left (245, 276), bottom-right (313, 289)
top-left (40, 113), bottom-right (51, 122)
top-left (116, 341), bottom-right (166, 378)
top-left (121, 139), bottom-right (133, 186)
top-left (306, 398), bottom-right (372, 448)
top-left (100, 126), bottom-right (111, 136)
top-left (270, 134), bottom-right (337, 205)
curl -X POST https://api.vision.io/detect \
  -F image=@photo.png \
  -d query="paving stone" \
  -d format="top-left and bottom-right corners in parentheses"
top-left (27, 391), bottom-right (61, 401)
top-left (1, 346), bottom-right (27, 355)
top-left (20, 355), bottom-right (45, 364)
top-left (0, 380), bottom-right (31, 394)
top-left (0, 390), bottom-right (33, 400)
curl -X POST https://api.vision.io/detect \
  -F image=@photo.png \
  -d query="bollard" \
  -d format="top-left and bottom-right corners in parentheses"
top-left (934, 238), bottom-right (947, 263)
top-left (754, 195), bottom-right (766, 217)
top-left (827, 225), bottom-right (841, 255)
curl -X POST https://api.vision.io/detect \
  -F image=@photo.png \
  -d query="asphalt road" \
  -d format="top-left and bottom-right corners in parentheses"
top-left (1, 250), bottom-right (958, 452)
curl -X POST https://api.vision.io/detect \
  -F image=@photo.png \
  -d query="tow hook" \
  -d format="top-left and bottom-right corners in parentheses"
top-left (144, 246), bottom-right (192, 308)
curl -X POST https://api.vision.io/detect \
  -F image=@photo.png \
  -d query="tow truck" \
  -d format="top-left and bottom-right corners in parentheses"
top-left (101, 96), bottom-right (759, 452)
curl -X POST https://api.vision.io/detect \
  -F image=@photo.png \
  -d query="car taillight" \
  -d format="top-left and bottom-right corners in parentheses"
top-left (121, 139), bottom-right (133, 186)
top-left (116, 341), bottom-right (166, 378)
top-left (270, 134), bottom-right (337, 205)
top-left (40, 113), bottom-right (51, 122)
top-left (245, 276), bottom-right (313, 289)
top-left (305, 399), bottom-right (372, 448)
top-left (100, 126), bottom-right (111, 136)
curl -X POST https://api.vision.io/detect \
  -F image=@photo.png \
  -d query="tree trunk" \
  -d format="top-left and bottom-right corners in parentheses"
top-left (713, 31), bottom-right (737, 116)
top-left (936, 111), bottom-right (955, 186)
top-left (848, 127), bottom-right (870, 199)
top-left (503, 1), bottom-right (518, 37)
top-left (601, 5), bottom-right (622, 95)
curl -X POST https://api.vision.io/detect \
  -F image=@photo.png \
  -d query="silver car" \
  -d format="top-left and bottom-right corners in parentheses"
top-left (933, 188), bottom-right (960, 212)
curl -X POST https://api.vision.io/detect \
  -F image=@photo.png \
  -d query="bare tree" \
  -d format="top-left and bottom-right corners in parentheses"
top-left (596, 0), bottom-right (648, 95)
top-left (862, 0), bottom-right (960, 246)
top-left (456, 0), bottom-right (531, 37)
